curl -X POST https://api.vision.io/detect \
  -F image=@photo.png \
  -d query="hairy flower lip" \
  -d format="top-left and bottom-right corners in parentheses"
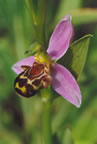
top-left (12, 14), bottom-right (81, 108)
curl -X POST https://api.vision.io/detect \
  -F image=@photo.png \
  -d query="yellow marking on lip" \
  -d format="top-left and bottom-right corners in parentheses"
top-left (15, 82), bottom-right (26, 93)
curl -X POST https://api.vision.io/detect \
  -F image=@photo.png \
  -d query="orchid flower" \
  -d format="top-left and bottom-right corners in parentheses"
top-left (12, 15), bottom-right (81, 108)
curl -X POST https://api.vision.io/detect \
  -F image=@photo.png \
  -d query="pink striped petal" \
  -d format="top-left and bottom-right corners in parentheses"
top-left (47, 15), bottom-right (74, 61)
top-left (12, 56), bottom-right (35, 74)
top-left (51, 63), bottom-right (81, 108)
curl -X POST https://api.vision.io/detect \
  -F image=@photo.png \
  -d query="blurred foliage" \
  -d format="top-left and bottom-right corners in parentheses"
top-left (0, 0), bottom-right (97, 144)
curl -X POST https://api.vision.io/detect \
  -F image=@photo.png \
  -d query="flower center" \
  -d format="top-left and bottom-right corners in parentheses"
top-left (34, 51), bottom-right (51, 65)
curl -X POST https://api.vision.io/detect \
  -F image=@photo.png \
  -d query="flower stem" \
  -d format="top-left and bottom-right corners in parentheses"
top-left (41, 88), bottom-right (52, 144)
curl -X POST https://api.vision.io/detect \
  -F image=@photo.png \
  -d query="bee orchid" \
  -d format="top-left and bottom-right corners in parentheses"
top-left (12, 15), bottom-right (81, 108)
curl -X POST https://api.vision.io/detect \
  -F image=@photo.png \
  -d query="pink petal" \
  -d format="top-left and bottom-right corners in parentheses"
top-left (12, 56), bottom-right (35, 74)
top-left (51, 63), bottom-right (81, 108)
top-left (47, 15), bottom-right (74, 61)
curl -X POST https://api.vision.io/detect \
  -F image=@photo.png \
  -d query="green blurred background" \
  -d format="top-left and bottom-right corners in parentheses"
top-left (0, 0), bottom-right (97, 144)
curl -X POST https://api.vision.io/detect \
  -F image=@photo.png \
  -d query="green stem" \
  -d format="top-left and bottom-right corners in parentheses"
top-left (36, 0), bottom-right (46, 47)
top-left (41, 88), bottom-right (52, 144)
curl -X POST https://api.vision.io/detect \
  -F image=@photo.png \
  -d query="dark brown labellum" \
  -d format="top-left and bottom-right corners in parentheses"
top-left (14, 61), bottom-right (52, 98)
